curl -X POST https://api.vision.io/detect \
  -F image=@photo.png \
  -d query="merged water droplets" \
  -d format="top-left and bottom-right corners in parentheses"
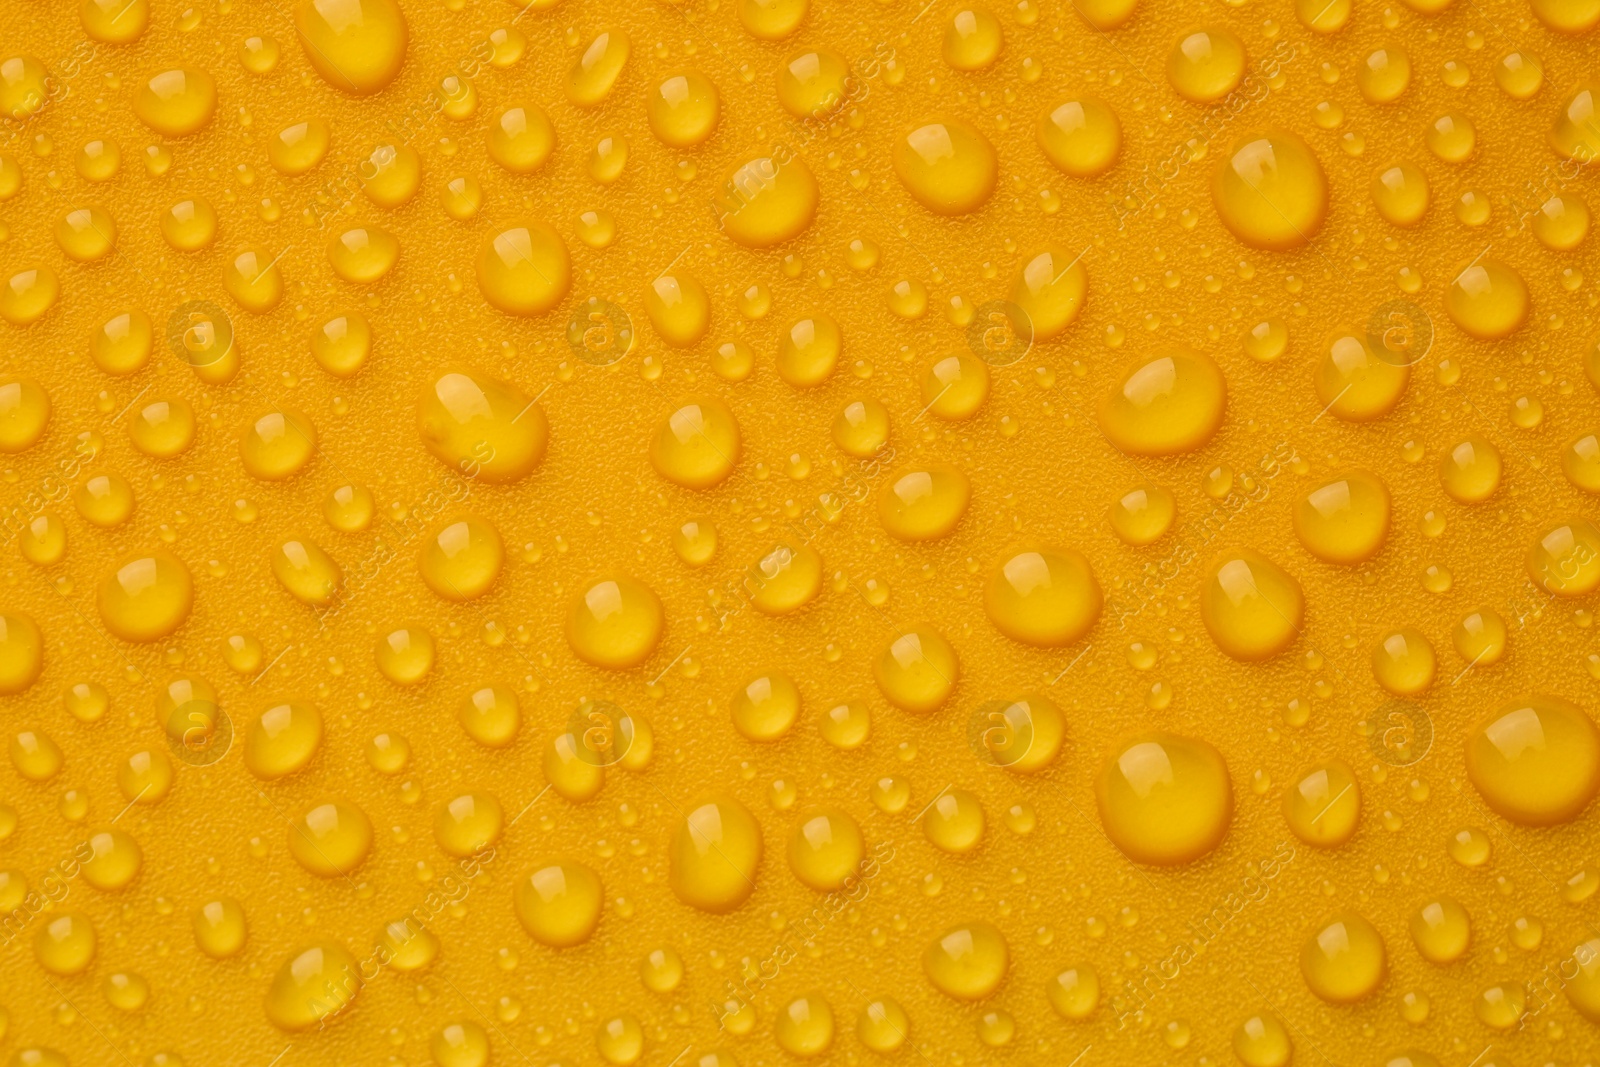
top-left (417, 368), bottom-right (548, 483)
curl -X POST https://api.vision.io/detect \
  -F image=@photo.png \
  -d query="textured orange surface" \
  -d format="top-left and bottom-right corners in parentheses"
top-left (4, 0), bottom-right (1600, 1065)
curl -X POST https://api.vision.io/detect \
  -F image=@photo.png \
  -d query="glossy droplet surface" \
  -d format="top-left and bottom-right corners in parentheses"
top-left (93, 312), bottom-right (152, 375)
top-left (669, 794), bottom-right (762, 913)
top-left (193, 898), bottom-right (248, 958)
top-left (375, 625), bottom-right (434, 685)
top-left (874, 625), bottom-right (959, 713)
top-left (477, 222), bottom-right (571, 315)
top-left (1167, 28), bottom-right (1246, 103)
top-left (1527, 518), bottom-right (1600, 596)
top-left (858, 997), bottom-right (911, 1051)
top-left (566, 576), bottom-right (664, 668)
top-left (1466, 696), bottom-right (1600, 826)
top-left (1372, 629), bottom-right (1435, 695)
top-left (1300, 911), bottom-right (1385, 1003)
top-left (273, 538), bottom-right (342, 607)
top-left (1372, 163), bottom-right (1430, 226)
top-left (488, 103), bottom-right (554, 173)
top-left (435, 791), bottom-right (503, 856)
top-left (648, 72), bottom-right (719, 147)
top-left (731, 671), bottom-right (801, 742)
top-left (787, 808), bottom-right (864, 890)
top-left (268, 120), bottom-right (329, 175)
top-left (97, 552), bottom-right (194, 642)
top-left (922, 785), bottom-right (990, 853)
top-left (35, 912), bottom-right (96, 974)
top-left (162, 198), bottom-right (217, 251)
top-left (420, 517), bottom-right (504, 600)
top-left (1233, 1014), bottom-right (1292, 1067)
top-left (327, 225), bottom-right (399, 283)
top-left (244, 702), bottom-right (323, 780)
top-left (777, 313), bottom-right (841, 387)
top-left (294, 0), bottom-right (408, 95)
top-left (779, 50), bottom-right (847, 116)
top-left (289, 800), bottom-right (372, 876)
top-left (1410, 896), bottom-right (1470, 963)
top-left (1110, 484), bottom-right (1176, 545)
top-left (418, 368), bottom-right (547, 482)
top-left (56, 207), bottom-right (116, 262)
top-left (749, 542), bottom-right (823, 615)
top-left (1098, 349), bottom-right (1226, 455)
top-left (1441, 435), bottom-right (1501, 502)
top-left (893, 118), bottom-right (998, 215)
top-left (0, 614), bottom-right (43, 695)
top-left (1552, 82), bottom-right (1600, 160)
top-left (739, 0), bottom-right (808, 37)
top-left (1358, 47), bottom-right (1411, 103)
top-left (921, 352), bottom-right (989, 419)
top-left (1284, 759), bottom-right (1360, 847)
top-left (265, 941), bottom-right (361, 1030)
top-left (1096, 732), bottom-right (1232, 865)
top-left (1212, 130), bottom-right (1328, 250)
top-left (1048, 966), bottom-right (1099, 1019)
top-left (924, 921), bottom-right (1008, 1000)
top-left (133, 69), bottom-right (216, 135)
top-left (224, 248), bottom-right (284, 313)
top-left (715, 154), bottom-right (819, 248)
top-left (82, 0), bottom-right (149, 42)
top-left (1, 267), bottom-right (60, 325)
top-left (1293, 471), bottom-right (1391, 564)
top-left (879, 464), bottom-right (970, 541)
top-left (1037, 96), bottom-right (1120, 177)
top-left (984, 548), bottom-right (1100, 647)
top-left (1446, 258), bottom-right (1528, 339)
top-left (1201, 551), bottom-right (1304, 661)
top-left (643, 271), bottom-right (713, 347)
top-left (459, 685), bottom-right (520, 747)
top-left (241, 409), bottom-right (316, 480)
top-left (1011, 245), bottom-right (1087, 340)
top-left (567, 29), bottom-right (630, 106)
top-left (130, 398), bottom-right (196, 458)
top-left (1316, 332), bottom-right (1408, 421)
